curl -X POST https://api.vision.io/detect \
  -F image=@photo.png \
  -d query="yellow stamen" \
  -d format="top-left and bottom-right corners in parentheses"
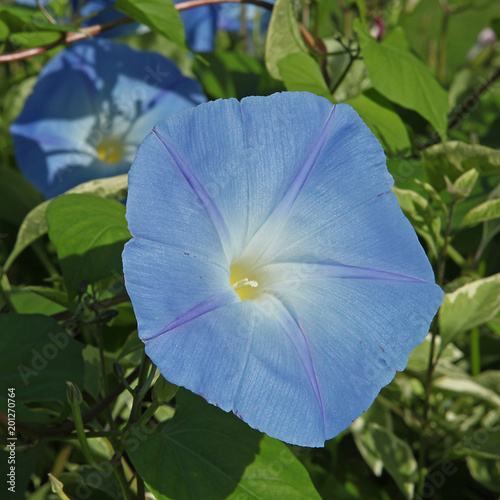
top-left (96, 137), bottom-right (125, 164)
top-left (230, 265), bottom-right (259, 301)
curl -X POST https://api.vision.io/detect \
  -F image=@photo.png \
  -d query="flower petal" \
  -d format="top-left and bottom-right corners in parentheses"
top-left (125, 132), bottom-right (228, 263)
top-left (143, 298), bottom-right (327, 446)
top-left (264, 270), bottom-right (443, 441)
top-left (124, 92), bottom-right (444, 447)
top-left (10, 39), bottom-right (206, 198)
top-left (123, 238), bottom-right (234, 341)
top-left (150, 92), bottom-right (335, 259)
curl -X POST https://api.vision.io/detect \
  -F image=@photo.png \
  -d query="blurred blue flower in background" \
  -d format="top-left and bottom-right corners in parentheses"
top-left (14, 0), bottom-right (50, 5)
top-left (217, 2), bottom-right (273, 33)
top-left (10, 38), bottom-right (206, 199)
top-left (81, 0), bottom-right (218, 52)
top-left (122, 92), bottom-right (444, 447)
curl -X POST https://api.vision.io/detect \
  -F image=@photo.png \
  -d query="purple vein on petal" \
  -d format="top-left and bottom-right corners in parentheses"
top-left (267, 295), bottom-right (326, 441)
top-left (263, 262), bottom-right (432, 285)
top-left (143, 290), bottom-right (237, 342)
top-left (242, 104), bottom-right (338, 263)
top-left (152, 128), bottom-right (232, 258)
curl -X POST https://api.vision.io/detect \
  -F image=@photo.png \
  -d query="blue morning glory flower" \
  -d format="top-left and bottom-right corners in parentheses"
top-left (122, 92), bottom-right (444, 447)
top-left (10, 38), bottom-right (206, 199)
top-left (80, 0), bottom-right (218, 52)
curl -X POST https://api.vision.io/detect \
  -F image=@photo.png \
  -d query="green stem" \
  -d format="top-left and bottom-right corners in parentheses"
top-left (0, 274), bottom-right (14, 312)
top-left (344, 8), bottom-right (353, 39)
top-left (137, 363), bottom-right (156, 402)
top-left (470, 327), bottom-right (480, 376)
top-left (67, 388), bottom-right (101, 469)
top-left (113, 463), bottom-right (134, 500)
top-left (137, 475), bottom-right (145, 500)
top-left (437, 202), bottom-right (455, 287)
top-left (416, 202), bottom-right (455, 495)
top-left (416, 323), bottom-right (438, 487)
top-left (329, 50), bottom-right (356, 95)
top-left (32, 240), bottom-right (59, 281)
top-left (47, 431), bottom-right (122, 441)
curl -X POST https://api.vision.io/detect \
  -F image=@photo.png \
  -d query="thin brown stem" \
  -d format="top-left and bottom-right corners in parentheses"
top-left (0, 0), bottom-right (274, 63)
top-left (36, 0), bottom-right (57, 25)
top-left (419, 67), bottom-right (500, 150)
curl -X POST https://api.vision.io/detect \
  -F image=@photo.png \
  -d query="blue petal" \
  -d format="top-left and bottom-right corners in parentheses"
top-left (143, 298), bottom-right (327, 446)
top-left (10, 39), bottom-right (206, 198)
top-left (124, 92), bottom-right (443, 447)
top-left (175, 1), bottom-right (218, 53)
top-left (150, 93), bottom-right (335, 261)
top-left (123, 238), bottom-right (234, 342)
top-left (261, 262), bottom-right (443, 440)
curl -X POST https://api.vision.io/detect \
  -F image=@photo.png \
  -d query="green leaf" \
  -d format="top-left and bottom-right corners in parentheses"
top-left (277, 52), bottom-right (333, 101)
top-left (386, 158), bottom-right (426, 189)
top-left (351, 400), bottom-right (392, 477)
top-left (392, 187), bottom-right (440, 258)
top-left (346, 89), bottom-right (411, 155)
top-left (0, 314), bottom-right (84, 406)
top-left (478, 184), bottom-right (500, 259)
top-left (433, 376), bottom-right (500, 408)
top-left (422, 141), bottom-right (500, 192)
top-left (20, 286), bottom-right (71, 309)
top-left (10, 289), bottom-right (67, 316)
top-left (3, 201), bottom-right (49, 274)
top-left (407, 334), bottom-right (463, 372)
top-left (46, 194), bottom-right (130, 298)
top-left (9, 30), bottom-right (60, 48)
top-left (116, 0), bottom-right (185, 49)
top-left (354, 22), bottom-right (448, 140)
top-left (354, 0), bottom-right (366, 24)
top-left (2, 174), bottom-right (128, 274)
top-left (0, 5), bottom-right (77, 33)
top-left (0, 18), bottom-right (9, 40)
top-left (57, 468), bottom-right (120, 499)
top-left (372, 426), bottom-right (417, 499)
top-left (467, 456), bottom-right (500, 493)
top-left (126, 389), bottom-right (321, 500)
top-left (0, 168), bottom-right (43, 226)
top-left (462, 199), bottom-right (500, 227)
top-left (439, 274), bottom-right (500, 349)
top-left (445, 168), bottom-right (479, 202)
top-left (265, 0), bottom-right (309, 80)
top-left (462, 428), bottom-right (500, 460)
top-left (493, 18), bottom-right (500, 39)
top-left (194, 51), bottom-right (284, 100)
top-left (2, 75), bottom-right (37, 123)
